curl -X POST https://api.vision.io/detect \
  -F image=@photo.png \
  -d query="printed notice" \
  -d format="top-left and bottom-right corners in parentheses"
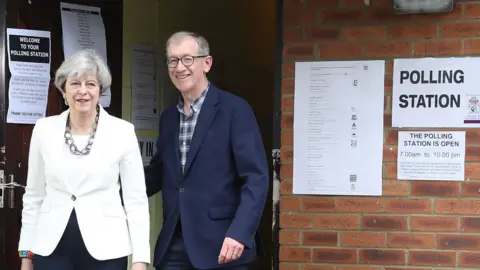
top-left (138, 137), bottom-right (156, 163)
top-left (131, 44), bottom-right (159, 130)
top-left (6, 28), bottom-right (51, 124)
top-left (60, 2), bottom-right (111, 107)
top-left (393, 57), bottom-right (480, 128)
top-left (293, 60), bottom-right (385, 196)
top-left (397, 131), bottom-right (465, 181)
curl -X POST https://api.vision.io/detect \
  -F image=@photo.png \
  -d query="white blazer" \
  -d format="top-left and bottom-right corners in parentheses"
top-left (18, 106), bottom-right (150, 264)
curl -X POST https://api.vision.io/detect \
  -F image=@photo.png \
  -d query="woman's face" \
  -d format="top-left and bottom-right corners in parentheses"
top-left (64, 75), bottom-right (100, 115)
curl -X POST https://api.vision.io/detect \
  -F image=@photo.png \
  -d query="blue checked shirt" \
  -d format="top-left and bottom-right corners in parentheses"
top-left (177, 83), bottom-right (210, 173)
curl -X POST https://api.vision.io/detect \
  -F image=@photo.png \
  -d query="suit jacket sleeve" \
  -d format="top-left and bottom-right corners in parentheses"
top-left (18, 119), bottom-right (47, 251)
top-left (225, 100), bottom-right (269, 249)
top-left (144, 113), bottom-right (163, 197)
top-left (120, 124), bottom-right (151, 264)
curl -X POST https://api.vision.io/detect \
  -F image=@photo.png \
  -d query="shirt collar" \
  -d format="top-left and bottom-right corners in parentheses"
top-left (177, 82), bottom-right (210, 114)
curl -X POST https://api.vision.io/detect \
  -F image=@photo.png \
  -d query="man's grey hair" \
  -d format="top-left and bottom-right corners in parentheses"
top-left (166, 31), bottom-right (210, 56)
top-left (54, 48), bottom-right (112, 94)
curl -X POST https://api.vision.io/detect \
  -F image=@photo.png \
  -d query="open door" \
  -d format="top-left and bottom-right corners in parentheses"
top-left (0, 1), bottom-right (122, 269)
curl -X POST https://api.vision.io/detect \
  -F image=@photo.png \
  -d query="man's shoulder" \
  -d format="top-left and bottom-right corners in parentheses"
top-left (213, 86), bottom-right (252, 112)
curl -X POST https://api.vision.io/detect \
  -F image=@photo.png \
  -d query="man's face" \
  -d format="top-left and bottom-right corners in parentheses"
top-left (167, 37), bottom-right (212, 94)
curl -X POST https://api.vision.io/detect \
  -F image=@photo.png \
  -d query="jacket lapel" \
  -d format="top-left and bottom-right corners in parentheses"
top-left (183, 87), bottom-right (219, 176)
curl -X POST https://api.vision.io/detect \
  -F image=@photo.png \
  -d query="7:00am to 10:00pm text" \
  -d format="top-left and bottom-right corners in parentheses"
top-left (399, 151), bottom-right (461, 159)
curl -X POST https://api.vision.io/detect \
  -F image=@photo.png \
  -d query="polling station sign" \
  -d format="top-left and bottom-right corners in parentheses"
top-left (392, 57), bottom-right (480, 128)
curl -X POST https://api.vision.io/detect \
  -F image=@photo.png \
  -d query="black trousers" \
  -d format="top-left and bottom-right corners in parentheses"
top-left (34, 210), bottom-right (128, 270)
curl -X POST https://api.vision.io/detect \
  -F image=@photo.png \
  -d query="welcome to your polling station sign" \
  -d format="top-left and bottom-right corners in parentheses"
top-left (392, 57), bottom-right (480, 128)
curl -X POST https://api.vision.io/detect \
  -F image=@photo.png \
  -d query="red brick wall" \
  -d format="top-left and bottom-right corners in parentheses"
top-left (280, 0), bottom-right (480, 269)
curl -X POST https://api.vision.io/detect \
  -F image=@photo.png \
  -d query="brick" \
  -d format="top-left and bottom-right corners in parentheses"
top-left (338, 267), bottom-right (383, 270)
top-left (459, 252), bottom-right (480, 268)
top-left (367, 7), bottom-right (412, 23)
top-left (360, 249), bottom-right (405, 265)
top-left (365, 42), bottom-right (412, 58)
top-left (388, 233), bottom-right (435, 249)
top-left (280, 196), bottom-right (300, 211)
top-left (385, 130), bottom-right (398, 145)
top-left (318, 43), bottom-right (363, 59)
top-left (465, 39), bottom-right (480, 55)
top-left (384, 113), bottom-right (392, 128)
top-left (303, 231), bottom-right (338, 246)
top-left (382, 180), bottom-right (410, 196)
top-left (438, 234), bottom-right (480, 250)
top-left (385, 198), bottom-right (431, 214)
top-left (283, 44), bottom-right (314, 59)
top-left (280, 213), bottom-right (313, 229)
top-left (281, 114), bottom-right (293, 129)
top-left (336, 198), bottom-right (384, 213)
top-left (305, 0), bottom-right (339, 9)
top-left (467, 130), bottom-right (480, 144)
top-left (279, 263), bottom-right (300, 270)
top-left (281, 97), bottom-right (294, 113)
top-left (414, 40), bottom-right (463, 56)
top-left (304, 27), bottom-right (340, 42)
top-left (410, 5), bottom-right (462, 21)
top-left (284, 10), bottom-right (316, 26)
top-left (282, 63), bottom-right (295, 78)
top-left (302, 197), bottom-right (336, 212)
top-left (283, 0), bottom-right (302, 10)
top-left (383, 146), bottom-right (397, 162)
top-left (315, 214), bottom-right (360, 230)
top-left (440, 22), bottom-right (480, 38)
top-left (281, 79), bottom-right (294, 94)
top-left (280, 246), bottom-right (312, 262)
top-left (389, 23), bottom-right (437, 39)
top-left (385, 267), bottom-right (434, 270)
top-left (461, 181), bottom-right (480, 196)
top-left (281, 163), bottom-right (292, 179)
top-left (410, 216), bottom-right (458, 232)
top-left (283, 28), bottom-right (303, 43)
top-left (466, 146), bottom-right (480, 161)
top-left (303, 265), bottom-right (335, 270)
top-left (281, 180), bottom-right (293, 194)
top-left (466, 163), bottom-right (480, 179)
top-left (340, 232), bottom-right (386, 247)
top-left (435, 199), bottom-right (480, 215)
top-left (384, 163), bottom-right (396, 179)
top-left (280, 230), bottom-right (301, 245)
top-left (411, 182), bottom-right (459, 197)
top-left (461, 217), bottom-right (480, 232)
top-left (312, 248), bottom-right (357, 263)
top-left (464, 3), bottom-right (480, 19)
top-left (281, 130), bottom-right (293, 145)
top-left (281, 146), bottom-right (293, 163)
top-left (341, 25), bottom-right (387, 41)
top-left (408, 251), bottom-right (456, 267)
top-left (362, 216), bottom-right (408, 231)
top-left (321, 9), bottom-right (365, 24)
top-left (385, 77), bottom-right (392, 93)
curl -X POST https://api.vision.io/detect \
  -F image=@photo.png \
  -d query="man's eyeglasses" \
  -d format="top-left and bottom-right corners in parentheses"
top-left (167, 55), bottom-right (208, 68)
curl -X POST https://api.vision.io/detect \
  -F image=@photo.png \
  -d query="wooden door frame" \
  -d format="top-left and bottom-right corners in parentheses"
top-left (0, 0), bottom-right (6, 166)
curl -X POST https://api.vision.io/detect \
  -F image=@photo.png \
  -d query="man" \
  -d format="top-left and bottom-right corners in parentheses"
top-left (145, 31), bottom-right (269, 270)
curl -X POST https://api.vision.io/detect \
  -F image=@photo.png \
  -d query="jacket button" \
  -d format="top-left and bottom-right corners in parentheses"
top-left (71, 195), bottom-right (76, 201)
top-left (179, 188), bottom-right (185, 193)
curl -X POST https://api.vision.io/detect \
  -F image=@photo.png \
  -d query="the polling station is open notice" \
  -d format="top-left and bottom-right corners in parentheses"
top-left (397, 131), bottom-right (465, 181)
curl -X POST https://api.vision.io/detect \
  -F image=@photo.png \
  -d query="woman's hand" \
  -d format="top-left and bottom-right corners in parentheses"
top-left (131, 262), bottom-right (147, 270)
top-left (20, 258), bottom-right (33, 270)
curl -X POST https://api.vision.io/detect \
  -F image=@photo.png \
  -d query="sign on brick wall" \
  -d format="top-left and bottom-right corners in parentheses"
top-left (293, 60), bottom-right (384, 196)
top-left (393, 57), bottom-right (480, 128)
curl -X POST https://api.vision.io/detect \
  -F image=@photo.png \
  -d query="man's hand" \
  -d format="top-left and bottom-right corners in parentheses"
top-left (131, 262), bottom-right (147, 270)
top-left (218, 237), bottom-right (244, 264)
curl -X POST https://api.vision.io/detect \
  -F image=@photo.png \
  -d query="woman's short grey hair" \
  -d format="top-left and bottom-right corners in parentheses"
top-left (166, 31), bottom-right (210, 56)
top-left (54, 48), bottom-right (112, 94)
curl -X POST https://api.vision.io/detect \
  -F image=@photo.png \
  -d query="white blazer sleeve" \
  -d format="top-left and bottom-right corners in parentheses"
top-left (18, 119), bottom-right (46, 251)
top-left (120, 124), bottom-right (151, 264)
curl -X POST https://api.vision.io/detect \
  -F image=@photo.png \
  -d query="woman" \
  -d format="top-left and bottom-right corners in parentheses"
top-left (18, 49), bottom-right (150, 270)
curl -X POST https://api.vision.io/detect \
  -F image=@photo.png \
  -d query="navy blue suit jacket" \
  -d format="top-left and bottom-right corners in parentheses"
top-left (145, 84), bottom-right (269, 269)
